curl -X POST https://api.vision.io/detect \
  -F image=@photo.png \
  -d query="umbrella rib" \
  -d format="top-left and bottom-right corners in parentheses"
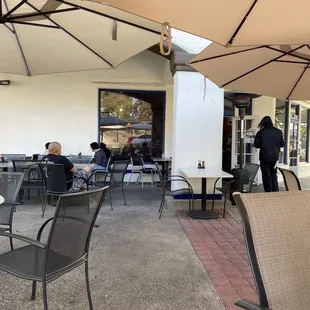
top-left (6, 8), bottom-right (79, 21)
top-left (189, 46), bottom-right (264, 64)
top-left (222, 45), bottom-right (306, 88)
top-left (26, 2), bottom-right (114, 68)
top-left (266, 46), bottom-right (310, 62)
top-left (9, 20), bottom-right (59, 29)
top-left (275, 60), bottom-right (309, 65)
top-left (57, 0), bottom-right (162, 36)
top-left (226, 0), bottom-right (258, 47)
top-left (2, 0), bottom-right (28, 19)
top-left (3, 23), bottom-right (14, 33)
top-left (286, 62), bottom-right (310, 99)
top-left (3, 0), bottom-right (31, 76)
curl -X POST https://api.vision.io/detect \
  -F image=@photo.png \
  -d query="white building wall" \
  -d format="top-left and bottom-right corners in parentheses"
top-left (172, 72), bottom-right (224, 193)
top-left (0, 51), bottom-right (173, 156)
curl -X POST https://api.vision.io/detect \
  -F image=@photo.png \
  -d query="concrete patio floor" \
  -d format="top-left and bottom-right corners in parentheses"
top-left (0, 186), bottom-right (225, 310)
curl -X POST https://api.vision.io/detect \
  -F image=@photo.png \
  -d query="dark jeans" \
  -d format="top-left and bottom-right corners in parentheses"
top-left (260, 161), bottom-right (279, 192)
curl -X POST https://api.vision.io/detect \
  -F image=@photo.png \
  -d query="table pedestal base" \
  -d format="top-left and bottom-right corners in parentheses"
top-left (188, 210), bottom-right (219, 220)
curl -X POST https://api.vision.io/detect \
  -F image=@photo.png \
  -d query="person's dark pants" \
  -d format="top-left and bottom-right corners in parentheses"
top-left (260, 161), bottom-right (279, 192)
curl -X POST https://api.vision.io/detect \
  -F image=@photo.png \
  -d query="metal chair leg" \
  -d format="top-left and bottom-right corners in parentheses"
top-left (212, 186), bottom-right (216, 210)
top-left (158, 193), bottom-right (165, 213)
top-left (9, 228), bottom-right (13, 250)
top-left (42, 195), bottom-right (48, 218)
top-left (108, 188), bottom-right (113, 210)
top-left (85, 261), bottom-right (94, 310)
top-left (31, 281), bottom-right (37, 300)
top-left (127, 172), bottom-right (133, 186)
top-left (42, 281), bottom-right (48, 310)
top-left (191, 192), bottom-right (195, 212)
top-left (122, 184), bottom-right (126, 206)
top-left (159, 192), bottom-right (166, 219)
top-left (223, 192), bottom-right (227, 218)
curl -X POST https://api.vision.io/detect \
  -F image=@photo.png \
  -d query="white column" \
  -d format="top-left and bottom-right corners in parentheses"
top-left (172, 71), bottom-right (224, 193)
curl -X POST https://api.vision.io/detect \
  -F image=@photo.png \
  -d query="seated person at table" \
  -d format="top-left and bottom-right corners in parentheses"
top-left (139, 142), bottom-right (152, 162)
top-left (43, 142), bottom-right (90, 192)
top-left (44, 142), bottom-right (50, 155)
top-left (90, 142), bottom-right (107, 173)
top-left (128, 143), bottom-right (136, 156)
top-left (100, 142), bottom-right (111, 160)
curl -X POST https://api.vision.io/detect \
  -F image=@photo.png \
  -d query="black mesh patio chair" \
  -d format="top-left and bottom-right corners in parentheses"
top-left (6, 154), bottom-right (26, 161)
top-left (127, 156), bottom-right (144, 186)
top-left (92, 160), bottom-right (129, 210)
top-left (13, 160), bottom-right (44, 202)
top-left (39, 163), bottom-right (88, 218)
top-left (0, 187), bottom-right (108, 310)
top-left (68, 156), bottom-right (92, 164)
top-left (212, 163), bottom-right (259, 218)
top-left (155, 163), bottom-right (194, 219)
top-left (0, 172), bottom-right (24, 250)
top-left (278, 168), bottom-right (301, 191)
top-left (233, 190), bottom-right (310, 310)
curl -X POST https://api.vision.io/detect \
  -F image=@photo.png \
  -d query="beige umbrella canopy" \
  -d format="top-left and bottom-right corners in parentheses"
top-left (89, 0), bottom-right (310, 47)
top-left (189, 44), bottom-right (310, 101)
top-left (0, 0), bottom-right (162, 75)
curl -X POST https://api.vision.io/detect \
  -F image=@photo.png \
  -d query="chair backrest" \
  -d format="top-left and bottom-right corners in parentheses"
top-left (40, 163), bottom-right (67, 194)
top-left (0, 172), bottom-right (24, 204)
top-left (278, 168), bottom-right (301, 191)
top-left (45, 187), bottom-right (108, 274)
top-left (240, 163), bottom-right (260, 192)
top-left (131, 155), bottom-right (143, 166)
top-left (12, 160), bottom-right (42, 182)
top-left (109, 160), bottom-right (130, 187)
top-left (0, 172), bottom-right (24, 226)
top-left (6, 154), bottom-right (26, 161)
top-left (234, 191), bottom-right (310, 310)
top-left (68, 155), bottom-right (92, 164)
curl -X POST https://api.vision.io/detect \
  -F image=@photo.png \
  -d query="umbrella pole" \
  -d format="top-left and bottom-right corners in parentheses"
top-left (239, 108), bottom-right (245, 168)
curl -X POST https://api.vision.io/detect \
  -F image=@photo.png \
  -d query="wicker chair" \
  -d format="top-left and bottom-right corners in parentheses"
top-left (0, 187), bottom-right (108, 310)
top-left (233, 191), bottom-right (310, 310)
top-left (278, 168), bottom-right (301, 191)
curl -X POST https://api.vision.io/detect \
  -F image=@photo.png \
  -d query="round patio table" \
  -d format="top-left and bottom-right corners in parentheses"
top-left (0, 195), bottom-right (4, 205)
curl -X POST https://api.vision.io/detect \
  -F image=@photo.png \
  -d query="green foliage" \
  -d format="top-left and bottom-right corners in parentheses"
top-left (100, 92), bottom-right (152, 122)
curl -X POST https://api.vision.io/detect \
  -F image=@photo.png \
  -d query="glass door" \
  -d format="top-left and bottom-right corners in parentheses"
top-left (232, 117), bottom-right (259, 168)
top-left (232, 116), bottom-right (260, 183)
top-left (289, 104), bottom-right (300, 174)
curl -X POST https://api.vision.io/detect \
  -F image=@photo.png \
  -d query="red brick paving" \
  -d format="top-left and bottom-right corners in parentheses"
top-left (176, 210), bottom-right (259, 310)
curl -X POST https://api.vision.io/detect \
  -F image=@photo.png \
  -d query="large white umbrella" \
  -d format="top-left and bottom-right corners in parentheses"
top-left (189, 43), bottom-right (310, 101)
top-left (0, 0), bottom-right (162, 75)
top-left (89, 0), bottom-right (310, 47)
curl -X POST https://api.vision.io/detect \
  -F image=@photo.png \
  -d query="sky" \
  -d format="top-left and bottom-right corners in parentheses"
top-left (171, 29), bottom-right (212, 54)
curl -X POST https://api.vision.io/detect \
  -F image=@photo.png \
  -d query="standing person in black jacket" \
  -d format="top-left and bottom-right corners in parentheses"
top-left (254, 116), bottom-right (285, 192)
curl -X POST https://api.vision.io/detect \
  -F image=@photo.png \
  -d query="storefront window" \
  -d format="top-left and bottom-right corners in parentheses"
top-left (300, 107), bottom-right (308, 162)
top-left (275, 100), bottom-right (286, 164)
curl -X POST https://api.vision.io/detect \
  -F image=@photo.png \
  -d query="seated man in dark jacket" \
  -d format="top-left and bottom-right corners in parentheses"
top-left (43, 142), bottom-right (90, 192)
top-left (100, 142), bottom-right (111, 159)
top-left (254, 116), bottom-right (285, 192)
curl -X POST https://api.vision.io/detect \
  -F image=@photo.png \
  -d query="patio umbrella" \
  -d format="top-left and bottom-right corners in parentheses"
top-left (100, 115), bottom-right (129, 126)
top-left (0, 0), bottom-right (162, 75)
top-left (126, 122), bottom-right (152, 130)
top-left (89, 0), bottom-right (310, 47)
top-left (188, 43), bottom-right (310, 101)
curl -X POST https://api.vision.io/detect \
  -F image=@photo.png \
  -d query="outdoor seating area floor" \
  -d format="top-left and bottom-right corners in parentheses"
top-left (0, 186), bottom-right (225, 310)
top-left (176, 210), bottom-right (258, 310)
